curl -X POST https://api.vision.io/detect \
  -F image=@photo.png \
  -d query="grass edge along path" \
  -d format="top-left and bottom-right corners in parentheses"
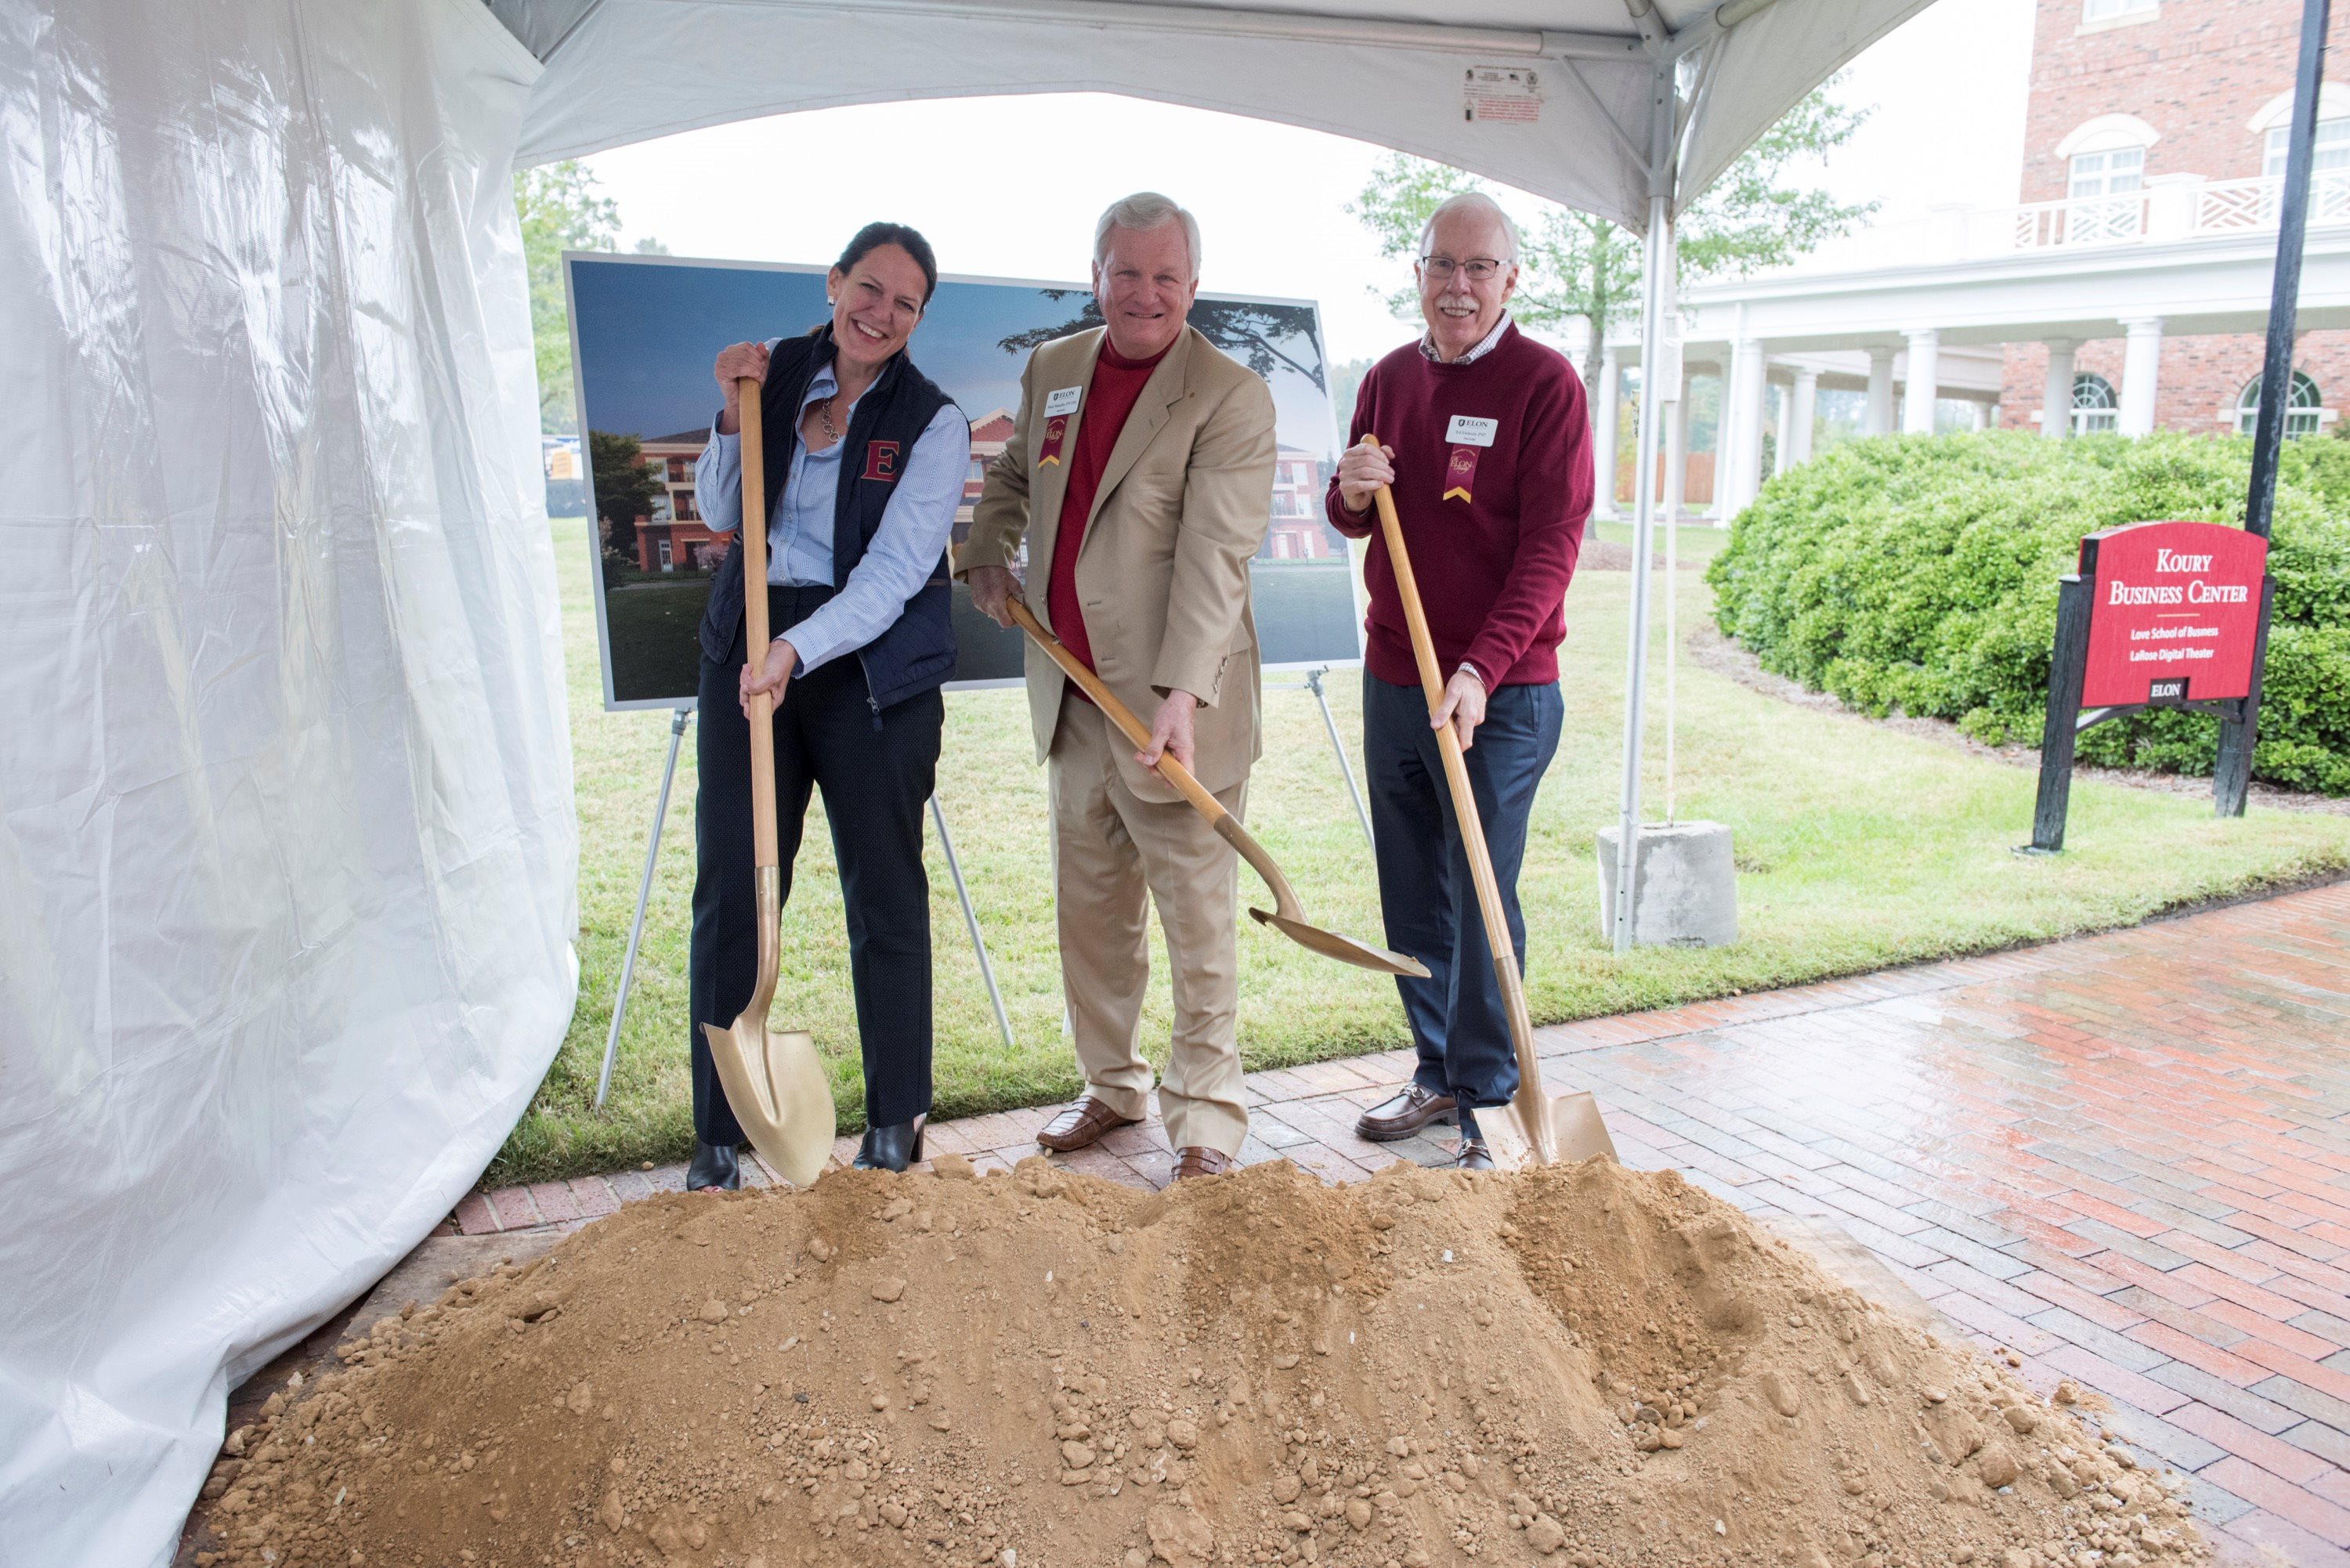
top-left (490, 520), bottom-right (2349, 1187)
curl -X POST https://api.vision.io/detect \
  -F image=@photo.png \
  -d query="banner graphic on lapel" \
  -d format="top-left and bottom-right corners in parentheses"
top-left (1037, 414), bottom-right (1069, 468)
top-left (567, 251), bottom-right (1362, 704)
top-left (1443, 445), bottom-right (1479, 504)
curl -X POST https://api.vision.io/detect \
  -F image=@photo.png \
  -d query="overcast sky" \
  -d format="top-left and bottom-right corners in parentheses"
top-left (583, 0), bottom-right (2035, 367)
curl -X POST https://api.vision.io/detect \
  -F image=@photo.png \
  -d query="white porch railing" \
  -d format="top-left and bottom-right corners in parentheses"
top-left (1788, 172), bottom-right (2350, 273)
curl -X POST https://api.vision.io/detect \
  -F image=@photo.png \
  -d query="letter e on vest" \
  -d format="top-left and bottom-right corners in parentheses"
top-left (862, 440), bottom-right (902, 482)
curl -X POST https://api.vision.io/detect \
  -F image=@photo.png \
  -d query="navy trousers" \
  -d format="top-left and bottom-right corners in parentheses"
top-left (1363, 671), bottom-right (1563, 1110)
top-left (689, 586), bottom-right (942, 1143)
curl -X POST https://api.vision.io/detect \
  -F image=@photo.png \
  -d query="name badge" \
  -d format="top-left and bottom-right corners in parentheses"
top-left (1044, 385), bottom-right (1083, 417)
top-left (1446, 414), bottom-right (1498, 448)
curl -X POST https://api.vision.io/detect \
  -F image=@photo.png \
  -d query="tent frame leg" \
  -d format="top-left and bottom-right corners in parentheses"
top-left (1304, 666), bottom-right (1375, 851)
top-left (931, 793), bottom-right (1015, 1051)
top-left (1610, 60), bottom-right (1679, 956)
top-left (596, 706), bottom-right (691, 1111)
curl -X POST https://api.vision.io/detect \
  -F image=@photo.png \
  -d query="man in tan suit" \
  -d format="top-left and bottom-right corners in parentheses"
top-left (962, 193), bottom-right (1275, 1180)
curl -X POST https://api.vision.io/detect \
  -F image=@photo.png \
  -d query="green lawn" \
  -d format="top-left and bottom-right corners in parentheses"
top-left (489, 518), bottom-right (2348, 1185)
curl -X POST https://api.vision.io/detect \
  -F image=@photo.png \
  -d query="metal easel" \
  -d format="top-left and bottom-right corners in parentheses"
top-left (1299, 665), bottom-right (1376, 851)
top-left (594, 707), bottom-right (1018, 1111)
top-left (595, 706), bottom-right (692, 1109)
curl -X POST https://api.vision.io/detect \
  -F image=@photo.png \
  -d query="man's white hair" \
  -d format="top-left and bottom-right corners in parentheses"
top-left (1094, 191), bottom-right (1202, 279)
top-left (1417, 190), bottom-right (1521, 265)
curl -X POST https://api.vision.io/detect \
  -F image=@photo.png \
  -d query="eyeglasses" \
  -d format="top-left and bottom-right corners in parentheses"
top-left (1418, 255), bottom-right (1508, 282)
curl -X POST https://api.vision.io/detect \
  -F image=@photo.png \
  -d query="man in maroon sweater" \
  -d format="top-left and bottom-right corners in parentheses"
top-left (1326, 191), bottom-right (1592, 1169)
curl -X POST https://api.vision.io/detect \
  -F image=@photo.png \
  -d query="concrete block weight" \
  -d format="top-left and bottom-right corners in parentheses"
top-left (1595, 821), bottom-right (1737, 948)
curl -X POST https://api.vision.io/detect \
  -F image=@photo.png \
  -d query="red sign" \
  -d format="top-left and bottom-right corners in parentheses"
top-left (2080, 520), bottom-right (2268, 707)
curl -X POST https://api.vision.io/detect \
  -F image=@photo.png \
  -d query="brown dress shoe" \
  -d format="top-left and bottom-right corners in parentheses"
top-left (1036, 1096), bottom-right (1140, 1154)
top-left (1172, 1146), bottom-right (1236, 1180)
top-left (1355, 1083), bottom-right (1457, 1142)
top-left (1448, 1137), bottom-right (1495, 1172)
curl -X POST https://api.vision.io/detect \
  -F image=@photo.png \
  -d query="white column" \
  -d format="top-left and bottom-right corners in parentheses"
top-left (1770, 378), bottom-right (1794, 477)
top-left (1789, 368), bottom-right (1818, 465)
top-left (1712, 344), bottom-right (1750, 517)
top-left (1902, 328), bottom-right (1940, 434)
top-left (2041, 339), bottom-right (2077, 439)
top-left (1593, 347), bottom-right (1621, 519)
top-left (1865, 348), bottom-right (1896, 435)
top-left (1967, 400), bottom-right (1989, 431)
top-left (2118, 316), bottom-right (2164, 436)
top-left (1724, 339), bottom-right (1767, 517)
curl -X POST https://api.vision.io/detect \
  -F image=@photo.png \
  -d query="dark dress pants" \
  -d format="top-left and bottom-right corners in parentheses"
top-left (1363, 671), bottom-right (1563, 1111)
top-left (689, 585), bottom-right (943, 1143)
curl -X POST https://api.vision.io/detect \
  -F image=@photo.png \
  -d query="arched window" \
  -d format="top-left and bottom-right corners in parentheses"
top-left (2072, 373), bottom-right (2118, 435)
top-left (2236, 370), bottom-right (2322, 437)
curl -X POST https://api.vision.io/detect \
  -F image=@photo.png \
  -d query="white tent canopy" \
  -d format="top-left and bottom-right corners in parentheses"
top-left (496, 0), bottom-right (1926, 233)
top-left (2, 3), bottom-right (1928, 1563)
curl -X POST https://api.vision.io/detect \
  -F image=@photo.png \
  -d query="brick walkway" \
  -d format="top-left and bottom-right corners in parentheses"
top-left (457, 880), bottom-right (2350, 1566)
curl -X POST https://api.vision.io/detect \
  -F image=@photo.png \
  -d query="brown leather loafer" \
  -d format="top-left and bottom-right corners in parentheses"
top-left (1448, 1137), bottom-right (1495, 1172)
top-left (1355, 1083), bottom-right (1457, 1142)
top-left (1173, 1146), bottom-right (1236, 1180)
top-left (1036, 1096), bottom-right (1140, 1154)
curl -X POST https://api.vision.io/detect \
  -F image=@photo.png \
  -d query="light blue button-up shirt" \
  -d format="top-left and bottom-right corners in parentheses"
top-left (696, 344), bottom-right (970, 674)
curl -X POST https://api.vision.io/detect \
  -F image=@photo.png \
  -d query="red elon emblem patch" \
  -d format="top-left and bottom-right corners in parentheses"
top-left (861, 440), bottom-right (901, 482)
top-left (1442, 446), bottom-right (1479, 504)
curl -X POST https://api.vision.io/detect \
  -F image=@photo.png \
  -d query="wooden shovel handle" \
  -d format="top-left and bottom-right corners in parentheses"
top-left (1003, 595), bottom-right (1231, 825)
top-left (1363, 437), bottom-right (1515, 952)
top-left (1365, 437), bottom-right (1553, 1154)
top-left (1003, 594), bottom-right (1307, 923)
top-left (739, 377), bottom-right (779, 872)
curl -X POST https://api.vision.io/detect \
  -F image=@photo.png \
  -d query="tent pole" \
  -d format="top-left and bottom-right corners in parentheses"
top-left (1610, 63), bottom-right (1676, 956)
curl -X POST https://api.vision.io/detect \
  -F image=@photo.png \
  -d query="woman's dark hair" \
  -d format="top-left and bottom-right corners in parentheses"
top-left (835, 221), bottom-right (938, 308)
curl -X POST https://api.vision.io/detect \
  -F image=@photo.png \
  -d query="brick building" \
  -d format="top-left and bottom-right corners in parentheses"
top-left (2001, 0), bottom-right (2345, 435)
top-left (1600, 0), bottom-right (2350, 522)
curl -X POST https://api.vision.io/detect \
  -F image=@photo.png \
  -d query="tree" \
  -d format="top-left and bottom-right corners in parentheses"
top-left (516, 161), bottom-right (666, 434)
top-left (589, 430), bottom-right (663, 565)
top-left (1347, 82), bottom-right (1875, 396)
top-left (999, 293), bottom-right (1327, 392)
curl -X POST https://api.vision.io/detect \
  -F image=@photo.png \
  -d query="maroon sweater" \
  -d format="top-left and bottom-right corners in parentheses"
top-left (1326, 323), bottom-right (1591, 689)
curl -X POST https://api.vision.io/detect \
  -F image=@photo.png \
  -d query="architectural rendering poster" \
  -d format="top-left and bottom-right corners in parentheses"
top-left (567, 252), bottom-right (1360, 710)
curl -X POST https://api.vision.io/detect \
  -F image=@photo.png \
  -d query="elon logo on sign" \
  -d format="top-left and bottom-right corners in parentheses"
top-left (2078, 520), bottom-right (2267, 708)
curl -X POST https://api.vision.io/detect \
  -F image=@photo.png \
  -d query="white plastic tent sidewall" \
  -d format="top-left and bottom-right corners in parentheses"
top-left (0, 3), bottom-right (576, 1564)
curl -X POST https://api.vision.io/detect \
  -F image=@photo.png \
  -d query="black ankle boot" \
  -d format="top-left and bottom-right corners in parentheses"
top-left (853, 1118), bottom-right (926, 1172)
top-left (685, 1139), bottom-right (740, 1190)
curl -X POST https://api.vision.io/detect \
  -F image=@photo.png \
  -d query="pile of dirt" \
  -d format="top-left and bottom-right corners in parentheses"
top-left (190, 1157), bottom-right (2208, 1568)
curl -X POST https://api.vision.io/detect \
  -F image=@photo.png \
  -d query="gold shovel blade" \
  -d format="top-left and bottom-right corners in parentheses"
top-left (1477, 1088), bottom-right (1619, 1170)
top-left (700, 1017), bottom-right (837, 1189)
top-left (1249, 907), bottom-right (1431, 977)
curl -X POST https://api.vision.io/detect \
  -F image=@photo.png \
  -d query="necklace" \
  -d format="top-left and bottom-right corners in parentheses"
top-left (816, 395), bottom-right (843, 446)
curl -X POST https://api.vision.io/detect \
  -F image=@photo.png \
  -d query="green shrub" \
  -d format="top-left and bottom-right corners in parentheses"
top-left (1706, 431), bottom-right (2350, 796)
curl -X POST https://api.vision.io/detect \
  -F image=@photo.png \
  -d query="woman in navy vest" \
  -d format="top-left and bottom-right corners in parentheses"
top-left (687, 223), bottom-right (968, 1182)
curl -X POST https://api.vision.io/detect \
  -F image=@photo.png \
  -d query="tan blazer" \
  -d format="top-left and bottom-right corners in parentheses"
top-left (960, 325), bottom-right (1276, 802)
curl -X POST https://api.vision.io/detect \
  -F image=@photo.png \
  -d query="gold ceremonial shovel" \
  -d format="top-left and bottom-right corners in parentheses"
top-left (1362, 437), bottom-right (1615, 1167)
top-left (1005, 594), bottom-right (1427, 979)
top-left (699, 377), bottom-right (838, 1189)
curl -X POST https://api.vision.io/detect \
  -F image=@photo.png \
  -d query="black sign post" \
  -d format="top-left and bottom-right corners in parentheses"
top-left (2029, 575), bottom-right (2093, 854)
top-left (2216, 0), bottom-right (2329, 817)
